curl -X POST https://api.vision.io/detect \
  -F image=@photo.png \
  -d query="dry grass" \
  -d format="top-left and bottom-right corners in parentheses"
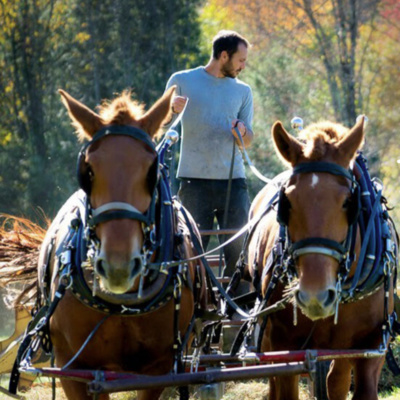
top-left (0, 379), bottom-right (305, 400)
top-left (0, 371), bottom-right (399, 399)
top-left (0, 215), bottom-right (46, 308)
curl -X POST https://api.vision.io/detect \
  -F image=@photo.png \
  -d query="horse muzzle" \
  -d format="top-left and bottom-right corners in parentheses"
top-left (95, 251), bottom-right (144, 294)
top-left (294, 286), bottom-right (337, 320)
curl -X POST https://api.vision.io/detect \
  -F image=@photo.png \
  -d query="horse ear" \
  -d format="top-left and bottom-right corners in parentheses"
top-left (336, 116), bottom-right (365, 163)
top-left (59, 89), bottom-right (103, 140)
top-left (139, 86), bottom-right (175, 137)
top-left (272, 121), bottom-right (304, 166)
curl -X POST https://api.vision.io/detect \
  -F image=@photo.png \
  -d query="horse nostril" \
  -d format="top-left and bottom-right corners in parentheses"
top-left (295, 290), bottom-right (309, 307)
top-left (95, 258), bottom-right (107, 278)
top-left (324, 288), bottom-right (337, 307)
top-left (130, 256), bottom-right (143, 278)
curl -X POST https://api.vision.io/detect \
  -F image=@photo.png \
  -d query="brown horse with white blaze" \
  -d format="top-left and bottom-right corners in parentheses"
top-left (7, 87), bottom-right (207, 400)
top-left (246, 117), bottom-right (398, 400)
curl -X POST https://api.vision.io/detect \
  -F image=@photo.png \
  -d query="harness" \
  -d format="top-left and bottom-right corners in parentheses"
top-left (273, 154), bottom-right (397, 307)
top-left (9, 127), bottom-right (206, 396)
top-left (276, 161), bottom-right (359, 314)
top-left (228, 153), bottom-right (398, 355)
top-left (77, 126), bottom-right (160, 266)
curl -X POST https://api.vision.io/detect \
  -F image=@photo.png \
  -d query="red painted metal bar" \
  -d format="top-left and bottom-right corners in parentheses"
top-left (87, 362), bottom-right (308, 395)
top-left (184, 348), bottom-right (385, 366)
top-left (21, 348), bottom-right (385, 385)
top-left (21, 367), bottom-right (135, 383)
top-left (19, 348), bottom-right (385, 395)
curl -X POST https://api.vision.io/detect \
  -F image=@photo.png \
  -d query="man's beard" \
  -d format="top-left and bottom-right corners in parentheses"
top-left (221, 60), bottom-right (241, 78)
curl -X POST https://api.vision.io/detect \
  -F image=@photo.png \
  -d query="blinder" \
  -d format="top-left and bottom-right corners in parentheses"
top-left (277, 188), bottom-right (290, 226)
top-left (77, 125), bottom-right (159, 195)
top-left (347, 184), bottom-right (361, 226)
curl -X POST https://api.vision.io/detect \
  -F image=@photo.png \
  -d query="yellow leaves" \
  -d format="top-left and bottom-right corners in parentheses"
top-left (199, 2), bottom-right (234, 41)
top-left (200, 2), bottom-right (234, 31)
top-left (381, 146), bottom-right (400, 226)
top-left (53, 1), bottom-right (70, 17)
top-left (75, 31), bottom-right (90, 44)
top-left (18, 110), bottom-right (27, 124)
top-left (5, 81), bottom-right (13, 94)
top-left (1, 132), bottom-right (12, 146)
top-left (198, 1), bottom-right (236, 55)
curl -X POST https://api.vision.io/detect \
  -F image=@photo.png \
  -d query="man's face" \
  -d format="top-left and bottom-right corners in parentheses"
top-left (221, 43), bottom-right (248, 78)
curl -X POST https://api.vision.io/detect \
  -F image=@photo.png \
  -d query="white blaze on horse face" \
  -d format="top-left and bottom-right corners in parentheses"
top-left (311, 174), bottom-right (319, 189)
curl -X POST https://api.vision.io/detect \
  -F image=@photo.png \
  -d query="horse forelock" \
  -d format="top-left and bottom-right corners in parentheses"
top-left (299, 121), bottom-right (349, 161)
top-left (97, 91), bottom-right (145, 126)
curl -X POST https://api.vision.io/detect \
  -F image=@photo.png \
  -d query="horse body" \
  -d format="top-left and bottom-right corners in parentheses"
top-left (246, 118), bottom-right (397, 400)
top-left (26, 88), bottom-right (206, 400)
top-left (50, 290), bottom-right (192, 400)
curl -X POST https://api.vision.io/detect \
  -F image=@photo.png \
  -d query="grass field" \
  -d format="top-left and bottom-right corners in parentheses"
top-left (1, 374), bottom-right (399, 399)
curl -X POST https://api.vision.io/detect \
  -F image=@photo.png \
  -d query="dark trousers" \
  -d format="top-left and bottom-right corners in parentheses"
top-left (178, 178), bottom-right (250, 277)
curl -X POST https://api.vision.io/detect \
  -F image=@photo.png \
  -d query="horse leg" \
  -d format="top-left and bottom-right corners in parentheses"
top-left (135, 352), bottom-right (175, 400)
top-left (326, 359), bottom-right (352, 400)
top-left (137, 388), bottom-right (164, 400)
top-left (60, 379), bottom-right (109, 400)
top-left (269, 375), bottom-right (299, 400)
top-left (351, 357), bottom-right (385, 400)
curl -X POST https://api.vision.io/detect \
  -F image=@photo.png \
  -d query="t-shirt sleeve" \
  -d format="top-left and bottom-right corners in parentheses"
top-left (238, 86), bottom-right (253, 131)
top-left (163, 73), bottom-right (182, 128)
top-left (165, 73), bottom-right (182, 95)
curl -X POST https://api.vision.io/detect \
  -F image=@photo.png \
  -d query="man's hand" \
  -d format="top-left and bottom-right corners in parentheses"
top-left (172, 96), bottom-right (188, 114)
top-left (231, 119), bottom-right (247, 140)
top-left (231, 119), bottom-right (253, 148)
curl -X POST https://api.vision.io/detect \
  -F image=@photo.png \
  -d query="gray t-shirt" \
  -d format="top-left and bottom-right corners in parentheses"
top-left (166, 66), bottom-right (253, 179)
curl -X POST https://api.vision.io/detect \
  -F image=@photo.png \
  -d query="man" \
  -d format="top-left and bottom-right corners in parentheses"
top-left (165, 30), bottom-right (254, 277)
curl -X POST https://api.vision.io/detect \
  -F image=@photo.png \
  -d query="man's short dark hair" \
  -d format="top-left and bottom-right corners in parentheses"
top-left (212, 30), bottom-right (250, 60)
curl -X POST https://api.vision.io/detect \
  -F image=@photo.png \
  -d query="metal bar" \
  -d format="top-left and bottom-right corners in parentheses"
top-left (87, 362), bottom-right (308, 394)
top-left (215, 277), bottom-right (230, 283)
top-left (20, 348), bottom-right (385, 394)
top-left (313, 349), bottom-right (385, 361)
top-left (0, 385), bottom-right (23, 400)
top-left (184, 349), bottom-right (385, 366)
top-left (20, 367), bottom-right (134, 383)
top-left (199, 229), bottom-right (238, 236)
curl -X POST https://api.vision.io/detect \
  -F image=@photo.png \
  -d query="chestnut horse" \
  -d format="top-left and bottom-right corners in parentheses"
top-left (245, 117), bottom-right (398, 400)
top-left (5, 88), bottom-right (207, 400)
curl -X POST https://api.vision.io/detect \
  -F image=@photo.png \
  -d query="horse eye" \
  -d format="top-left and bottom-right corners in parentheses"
top-left (342, 197), bottom-right (351, 210)
top-left (88, 168), bottom-right (94, 181)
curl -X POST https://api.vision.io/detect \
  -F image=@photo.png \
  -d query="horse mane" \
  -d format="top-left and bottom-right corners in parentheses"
top-left (75, 90), bottom-right (146, 142)
top-left (97, 90), bottom-right (145, 126)
top-left (0, 215), bottom-right (47, 308)
top-left (298, 121), bottom-right (351, 161)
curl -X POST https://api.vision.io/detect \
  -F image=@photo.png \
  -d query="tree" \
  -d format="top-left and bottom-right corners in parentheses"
top-left (201, 0), bottom-right (399, 208)
top-left (0, 0), bottom-right (74, 215)
top-left (212, 0), bottom-right (382, 127)
top-left (0, 0), bottom-right (206, 218)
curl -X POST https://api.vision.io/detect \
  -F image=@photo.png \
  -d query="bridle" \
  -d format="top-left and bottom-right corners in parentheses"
top-left (77, 125), bottom-right (160, 262)
top-left (277, 161), bottom-right (361, 281)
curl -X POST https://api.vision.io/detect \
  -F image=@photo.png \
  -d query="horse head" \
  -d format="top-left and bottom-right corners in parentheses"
top-left (272, 117), bottom-right (365, 320)
top-left (59, 87), bottom-right (175, 294)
